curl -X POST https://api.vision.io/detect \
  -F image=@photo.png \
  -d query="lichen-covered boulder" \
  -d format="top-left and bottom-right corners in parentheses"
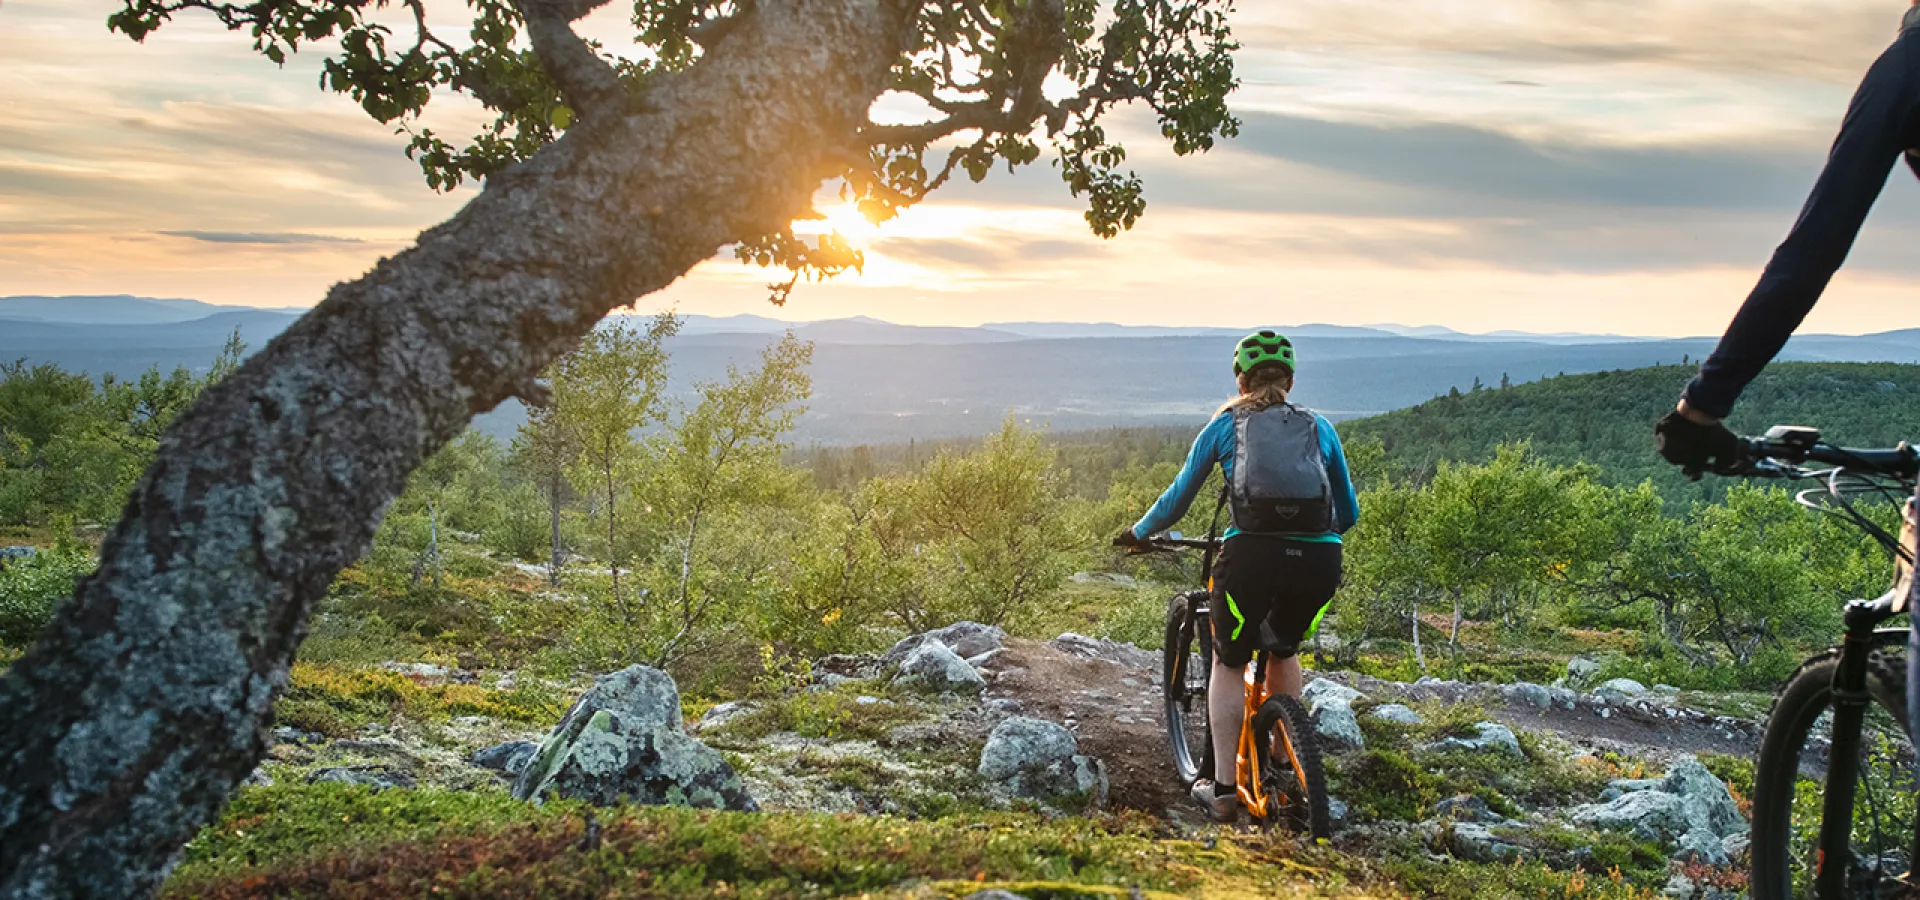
top-left (1300, 677), bottom-right (1366, 754)
top-left (1594, 678), bottom-right (1649, 701)
top-left (1301, 678), bottom-right (1363, 711)
top-left (1564, 657), bottom-right (1602, 689)
top-left (1500, 682), bottom-right (1553, 709)
top-left (893, 642), bottom-right (987, 694)
top-left (882, 622), bottom-right (1006, 666)
top-left (977, 717), bottom-right (1107, 807)
top-left (1663, 756), bottom-right (1744, 838)
top-left (1572, 789), bottom-right (1691, 843)
top-left (1368, 704), bottom-right (1424, 726)
top-left (1311, 700), bottom-right (1365, 755)
top-left (1671, 829), bottom-right (1730, 867)
top-left (1424, 722), bottom-right (1523, 758)
top-left (512, 665), bottom-right (756, 811)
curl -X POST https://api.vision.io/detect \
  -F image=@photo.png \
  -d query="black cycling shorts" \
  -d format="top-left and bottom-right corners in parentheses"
top-left (1208, 535), bottom-right (1342, 668)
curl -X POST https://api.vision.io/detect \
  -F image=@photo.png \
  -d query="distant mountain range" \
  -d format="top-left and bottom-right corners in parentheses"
top-left (6, 295), bottom-right (1920, 444)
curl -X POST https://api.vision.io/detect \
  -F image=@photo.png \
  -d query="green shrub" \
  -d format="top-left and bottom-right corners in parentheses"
top-left (0, 549), bottom-right (94, 647)
top-left (1334, 749), bottom-right (1441, 822)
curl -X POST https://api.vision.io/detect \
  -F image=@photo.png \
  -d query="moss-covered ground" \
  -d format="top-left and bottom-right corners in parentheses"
top-left (163, 783), bottom-right (1672, 899)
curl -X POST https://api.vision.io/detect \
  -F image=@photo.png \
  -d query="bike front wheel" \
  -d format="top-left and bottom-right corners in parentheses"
top-left (1751, 631), bottom-right (1913, 900)
top-left (1162, 589), bottom-right (1213, 787)
top-left (1253, 693), bottom-right (1332, 839)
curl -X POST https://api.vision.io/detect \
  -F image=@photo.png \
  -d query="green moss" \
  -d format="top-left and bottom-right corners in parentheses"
top-left (1333, 749), bottom-right (1442, 821)
top-left (164, 784), bottom-right (1332, 899)
top-left (708, 681), bottom-right (924, 744)
top-left (273, 663), bottom-right (568, 737)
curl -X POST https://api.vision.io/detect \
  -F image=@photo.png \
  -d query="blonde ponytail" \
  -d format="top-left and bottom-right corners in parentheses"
top-left (1216, 366), bottom-right (1294, 416)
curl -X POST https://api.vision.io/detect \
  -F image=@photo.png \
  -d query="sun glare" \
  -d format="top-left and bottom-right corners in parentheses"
top-left (802, 201), bottom-right (884, 245)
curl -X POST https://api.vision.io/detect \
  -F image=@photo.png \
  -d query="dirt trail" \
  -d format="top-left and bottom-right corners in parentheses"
top-left (981, 636), bottom-right (1765, 817)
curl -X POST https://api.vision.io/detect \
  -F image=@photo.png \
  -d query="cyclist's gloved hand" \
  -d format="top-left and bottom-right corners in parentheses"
top-left (1112, 528), bottom-right (1146, 549)
top-left (1655, 410), bottom-right (1742, 480)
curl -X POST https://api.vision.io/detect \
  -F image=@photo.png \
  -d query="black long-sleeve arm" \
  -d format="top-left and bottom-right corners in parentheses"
top-left (1683, 30), bottom-right (1920, 418)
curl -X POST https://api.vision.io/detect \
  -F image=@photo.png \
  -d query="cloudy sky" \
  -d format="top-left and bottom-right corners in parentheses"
top-left (7, 0), bottom-right (1920, 335)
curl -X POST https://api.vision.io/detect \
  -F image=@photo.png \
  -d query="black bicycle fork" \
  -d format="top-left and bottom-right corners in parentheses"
top-left (1816, 594), bottom-right (1904, 900)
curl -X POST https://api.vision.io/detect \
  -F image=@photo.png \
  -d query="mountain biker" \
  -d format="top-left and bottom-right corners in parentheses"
top-left (1114, 330), bottom-right (1359, 822)
top-left (1656, 8), bottom-right (1920, 888)
top-left (1658, 2), bottom-right (1920, 474)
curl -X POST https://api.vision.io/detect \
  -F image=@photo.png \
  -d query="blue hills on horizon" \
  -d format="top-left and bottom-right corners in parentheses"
top-left (5, 294), bottom-right (1920, 445)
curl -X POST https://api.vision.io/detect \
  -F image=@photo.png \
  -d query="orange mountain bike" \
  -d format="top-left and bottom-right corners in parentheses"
top-left (1146, 533), bottom-right (1331, 837)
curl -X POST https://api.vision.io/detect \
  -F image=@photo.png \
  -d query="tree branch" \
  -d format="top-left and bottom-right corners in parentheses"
top-left (518, 0), bottom-right (627, 120)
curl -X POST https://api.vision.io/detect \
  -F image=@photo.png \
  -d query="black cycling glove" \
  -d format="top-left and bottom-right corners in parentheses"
top-left (1654, 411), bottom-right (1743, 480)
top-left (1112, 528), bottom-right (1146, 549)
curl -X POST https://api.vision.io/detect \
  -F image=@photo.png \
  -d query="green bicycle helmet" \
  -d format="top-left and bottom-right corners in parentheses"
top-left (1232, 330), bottom-right (1295, 377)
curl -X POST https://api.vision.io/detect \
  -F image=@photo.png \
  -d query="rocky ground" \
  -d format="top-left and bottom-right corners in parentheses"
top-left (242, 622), bottom-right (1819, 899)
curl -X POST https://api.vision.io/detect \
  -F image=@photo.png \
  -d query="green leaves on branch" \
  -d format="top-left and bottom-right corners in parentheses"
top-left (112, 0), bottom-right (1241, 289)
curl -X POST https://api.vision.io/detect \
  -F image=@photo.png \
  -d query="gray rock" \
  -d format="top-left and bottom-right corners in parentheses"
top-left (1447, 821), bottom-right (1523, 863)
top-left (965, 648), bottom-right (1007, 669)
top-left (854, 695), bottom-right (885, 706)
top-left (381, 661), bottom-right (453, 680)
top-left (513, 665), bottom-right (756, 812)
top-left (1301, 677), bottom-right (1364, 713)
top-left (1048, 633), bottom-right (1156, 669)
top-left (307, 766), bottom-right (415, 791)
top-left (1431, 794), bottom-right (1503, 824)
top-left (1069, 572), bottom-right (1139, 588)
top-left (814, 654), bottom-right (883, 680)
top-left (964, 892), bottom-right (1033, 900)
top-left (1424, 722), bottom-right (1523, 758)
top-left (692, 700), bottom-right (760, 733)
top-left (1654, 683), bottom-right (1681, 695)
top-left (894, 642), bottom-right (988, 694)
top-left (1672, 829), bottom-right (1730, 867)
top-left (1312, 700), bottom-right (1366, 754)
top-left (1663, 755), bottom-right (1744, 838)
top-left (1572, 789), bottom-right (1692, 843)
top-left (1599, 777), bottom-right (1665, 802)
top-left (0, 545), bottom-right (37, 566)
top-left (1594, 678), bottom-right (1649, 700)
top-left (1501, 682), bottom-right (1553, 709)
top-left (977, 717), bottom-right (1107, 807)
top-left (1368, 704), bottom-right (1424, 726)
top-left (1721, 831), bottom-right (1750, 863)
top-left (1548, 686), bottom-right (1579, 710)
top-left (882, 622), bottom-right (1006, 665)
top-left (1566, 657), bottom-right (1602, 688)
top-left (272, 726), bottom-right (324, 745)
top-left (1328, 797), bottom-right (1349, 828)
top-left (471, 740), bottom-right (539, 775)
top-left (1662, 872), bottom-right (1697, 900)
top-left (242, 768), bottom-right (275, 788)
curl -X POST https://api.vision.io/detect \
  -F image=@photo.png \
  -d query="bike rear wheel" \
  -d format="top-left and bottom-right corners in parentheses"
top-left (1751, 631), bottom-right (1914, 900)
top-left (1252, 693), bottom-right (1332, 839)
top-left (1162, 590), bottom-right (1213, 787)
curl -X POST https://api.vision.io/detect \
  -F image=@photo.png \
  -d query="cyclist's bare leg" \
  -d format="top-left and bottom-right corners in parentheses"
top-left (1209, 657), bottom-right (1245, 791)
top-left (1270, 655), bottom-right (1303, 699)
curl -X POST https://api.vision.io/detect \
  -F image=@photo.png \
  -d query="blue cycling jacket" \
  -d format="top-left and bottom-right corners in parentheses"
top-left (1128, 408), bottom-right (1360, 542)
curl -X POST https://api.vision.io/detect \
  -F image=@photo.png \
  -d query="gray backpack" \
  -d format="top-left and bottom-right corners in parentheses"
top-left (1229, 403), bottom-right (1333, 534)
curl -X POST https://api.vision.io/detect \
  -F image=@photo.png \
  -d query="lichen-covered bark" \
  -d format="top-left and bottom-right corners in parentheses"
top-left (0, 2), bottom-right (910, 895)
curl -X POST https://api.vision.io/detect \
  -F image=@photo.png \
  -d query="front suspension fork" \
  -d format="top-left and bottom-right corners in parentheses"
top-left (1817, 595), bottom-right (1903, 899)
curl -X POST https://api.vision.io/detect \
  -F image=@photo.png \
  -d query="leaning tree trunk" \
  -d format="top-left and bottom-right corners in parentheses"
top-left (0, 1), bottom-right (909, 895)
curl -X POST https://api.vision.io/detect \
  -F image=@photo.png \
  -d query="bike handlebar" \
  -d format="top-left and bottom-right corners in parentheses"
top-left (1130, 536), bottom-right (1223, 553)
top-left (1734, 425), bottom-right (1920, 480)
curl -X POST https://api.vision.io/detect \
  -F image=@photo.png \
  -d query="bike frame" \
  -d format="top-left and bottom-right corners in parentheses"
top-left (1737, 433), bottom-right (1920, 899)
